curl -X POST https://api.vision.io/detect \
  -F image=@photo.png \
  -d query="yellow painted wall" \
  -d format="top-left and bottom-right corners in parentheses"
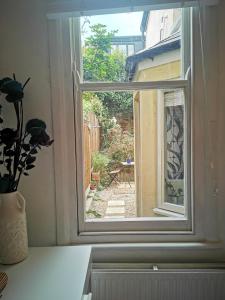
top-left (135, 59), bottom-right (181, 217)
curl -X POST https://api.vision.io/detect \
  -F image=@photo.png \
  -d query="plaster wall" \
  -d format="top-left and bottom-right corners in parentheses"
top-left (135, 59), bottom-right (180, 216)
top-left (0, 0), bottom-right (224, 247)
top-left (0, 0), bottom-right (56, 246)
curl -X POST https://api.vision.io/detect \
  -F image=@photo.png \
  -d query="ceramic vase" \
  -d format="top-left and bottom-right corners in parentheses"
top-left (0, 191), bottom-right (28, 264)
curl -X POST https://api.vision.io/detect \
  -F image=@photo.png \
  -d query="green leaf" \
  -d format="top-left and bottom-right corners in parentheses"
top-left (26, 156), bottom-right (36, 164)
top-left (5, 158), bottom-right (12, 163)
top-left (30, 148), bottom-right (38, 154)
top-left (22, 144), bottom-right (30, 151)
top-left (5, 150), bottom-right (14, 156)
top-left (26, 164), bottom-right (35, 170)
top-left (19, 161), bottom-right (25, 167)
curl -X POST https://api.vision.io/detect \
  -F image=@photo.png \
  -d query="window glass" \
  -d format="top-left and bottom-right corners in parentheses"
top-left (76, 7), bottom-right (190, 231)
top-left (82, 89), bottom-right (186, 221)
top-left (80, 8), bottom-right (182, 83)
top-left (164, 90), bottom-right (184, 206)
top-left (128, 44), bottom-right (135, 56)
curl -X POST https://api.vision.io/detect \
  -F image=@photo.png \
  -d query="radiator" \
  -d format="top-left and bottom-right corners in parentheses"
top-left (91, 267), bottom-right (225, 300)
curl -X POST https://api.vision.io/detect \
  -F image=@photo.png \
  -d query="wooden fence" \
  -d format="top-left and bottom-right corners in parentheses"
top-left (83, 112), bottom-right (100, 191)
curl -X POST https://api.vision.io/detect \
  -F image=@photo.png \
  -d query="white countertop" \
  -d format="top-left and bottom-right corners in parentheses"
top-left (0, 246), bottom-right (92, 300)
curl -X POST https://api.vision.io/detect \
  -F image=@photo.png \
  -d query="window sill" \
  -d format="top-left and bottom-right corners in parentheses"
top-left (153, 207), bottom-right (184, 218)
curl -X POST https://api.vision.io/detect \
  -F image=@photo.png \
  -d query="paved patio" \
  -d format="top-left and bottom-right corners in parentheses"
top-left (86, 182), bottom-right (136, 219)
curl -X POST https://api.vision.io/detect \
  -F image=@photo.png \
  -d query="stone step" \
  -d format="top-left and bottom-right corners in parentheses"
top-left (105, 206), bottom-right (125, 216)
top-left (104, 215), bottom-right (125, 219)
top-left (108, 200), bottom-right (125, 207)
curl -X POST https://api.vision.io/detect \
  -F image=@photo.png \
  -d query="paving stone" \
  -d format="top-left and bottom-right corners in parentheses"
top-left (86, 198), bottom-right (92, 211)
top-left (104, 215), bottom-right (125, 219)
top-left (105, 206), bottom-right (125, 215)
top-left (108, 200), bottom-right (125, 207)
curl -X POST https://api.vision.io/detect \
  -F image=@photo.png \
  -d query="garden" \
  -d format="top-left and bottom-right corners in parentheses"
top-left (81, 23), bottom-right (136, 219)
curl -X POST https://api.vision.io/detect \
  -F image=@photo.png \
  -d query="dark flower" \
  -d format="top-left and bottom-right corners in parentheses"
top-left (0, 77), bottom-right (12, 89)
top-left (30, 130), bottom-right (53, 146)
top-left (26, 119), bottom-right (46, 136)
top-left (0, 79), bottom-right (24, 102)
top-left (0, 128), bottom-right (18, 146)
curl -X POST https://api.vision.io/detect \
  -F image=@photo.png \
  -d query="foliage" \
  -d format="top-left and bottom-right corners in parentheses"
top-left (83, 92), bottom-right (120, 149)
top-left (86, 209), bottom-right (102, 218)
top-left (107, 124), bottom-right (134, 162)
top-left (92, 152), bottom-right (109, 173)
top-left (0, 75), bottom-right (53, 193)
top-left (83, 92), bottom-right (105, 121)
top-left (83, 24), bottom-right (133, 118)
top-left (96, 91), bottom-right (133, 118)
top-left (83, 24), bottom-right (125, 82)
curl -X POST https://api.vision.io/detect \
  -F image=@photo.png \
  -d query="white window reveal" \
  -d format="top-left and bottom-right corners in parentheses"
top-left (69, 7), bottom-right (192, 235)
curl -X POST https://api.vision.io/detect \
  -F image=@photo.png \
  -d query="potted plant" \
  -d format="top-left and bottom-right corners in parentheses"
top-left (166, 180), bottom-right (184, 205)
top-left (0, 75), bottom-right (53, 264)
top-left (91, 152), bottom-right (109, 182)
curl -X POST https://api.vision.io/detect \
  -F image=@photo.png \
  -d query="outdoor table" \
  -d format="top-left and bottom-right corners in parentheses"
top-left (120, 161), bottom-right (135, 187)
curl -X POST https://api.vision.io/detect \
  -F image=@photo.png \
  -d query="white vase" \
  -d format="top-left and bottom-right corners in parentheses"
top-left (0, 191), bottom-right (28, 264)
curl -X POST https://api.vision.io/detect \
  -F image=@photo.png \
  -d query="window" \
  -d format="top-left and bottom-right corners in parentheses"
top-left (70, 7), bottom-right (192, 235)
top-left (156, 89), bottom-right (185, 216)
top-left (127, 44), bottom-right (135, 56)
top-left (47, 0), bottom-right (222, 246)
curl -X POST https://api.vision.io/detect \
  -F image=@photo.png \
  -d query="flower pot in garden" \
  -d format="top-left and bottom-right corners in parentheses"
top-left (0, 191), bottom-right (28, 264)
top-left (92, 171), bottom-right (100, 182)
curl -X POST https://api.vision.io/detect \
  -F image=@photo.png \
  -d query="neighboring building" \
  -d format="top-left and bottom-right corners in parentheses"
top-left (126, 9), bottom-right (183, 217)
top-left (141, 9), bottom-right (181, 48)
top-left (110, 35), bottom-right (145, 56)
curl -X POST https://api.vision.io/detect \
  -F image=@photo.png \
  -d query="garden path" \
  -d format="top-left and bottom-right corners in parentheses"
top-left (86, 182), bottom-right (136, 219)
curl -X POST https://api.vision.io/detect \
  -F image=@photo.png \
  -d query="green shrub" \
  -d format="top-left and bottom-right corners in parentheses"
top-left (107, 125), bottom-right (134, 163)
top-left (92, 152), bottom-right (109, 173)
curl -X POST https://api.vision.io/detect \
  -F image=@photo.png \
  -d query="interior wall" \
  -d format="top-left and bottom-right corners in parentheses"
top-left (0, 0), bottom-right (224, 247)
top-left (0, 0), bottom-right (56, 246)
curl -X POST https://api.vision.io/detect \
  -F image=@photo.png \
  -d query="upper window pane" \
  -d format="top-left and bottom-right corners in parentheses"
top-left (80, 8), bottom-right (183, 83)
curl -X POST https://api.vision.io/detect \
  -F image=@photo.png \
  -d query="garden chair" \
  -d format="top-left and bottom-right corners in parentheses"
top-left (106, 161), bottom-right (122, 188)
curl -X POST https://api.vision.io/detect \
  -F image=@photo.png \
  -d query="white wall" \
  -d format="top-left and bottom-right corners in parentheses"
top-left (145, 9), bottom-right (180, 47)
top-left (0, 0), bottom-right (56, 246)
top-left (0, 0), bottom-right (224, 247)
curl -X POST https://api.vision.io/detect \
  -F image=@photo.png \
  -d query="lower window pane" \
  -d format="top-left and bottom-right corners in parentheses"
top-left (82, 89), bottom-right (186, 220)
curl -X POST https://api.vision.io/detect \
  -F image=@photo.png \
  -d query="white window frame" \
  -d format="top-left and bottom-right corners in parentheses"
top-left (70, 8), bottom-right (192, 235)
top-left (47, 5), bottom-right (222, 246)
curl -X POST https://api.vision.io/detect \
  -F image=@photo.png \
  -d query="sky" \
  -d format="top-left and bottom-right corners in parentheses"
top-left (81, 11), bottom-right (143, 39)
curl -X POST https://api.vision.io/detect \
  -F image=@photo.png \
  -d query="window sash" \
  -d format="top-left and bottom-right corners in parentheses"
top-left (157, 89), bottom-right (185, 215)
top-left (80, 81), bottom-right (189, 92)
top-left (75, 81), bottom-right (191, 234)
top-left (69, 10), bottom-right (192, 234)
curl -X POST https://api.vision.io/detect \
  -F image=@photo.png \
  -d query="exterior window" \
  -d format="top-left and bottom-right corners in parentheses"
top-left (156, 89), bottom-right (185, 216)
top-left (128, 44), bottom-right (135, 56)
top-left (165, 91), bottom-right (184, 206)
top-left (72, 8), bottom-right (191, 234)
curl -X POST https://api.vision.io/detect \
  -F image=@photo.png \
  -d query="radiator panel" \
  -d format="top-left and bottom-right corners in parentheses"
top-left (91, 270), bottom-right (225, 300)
